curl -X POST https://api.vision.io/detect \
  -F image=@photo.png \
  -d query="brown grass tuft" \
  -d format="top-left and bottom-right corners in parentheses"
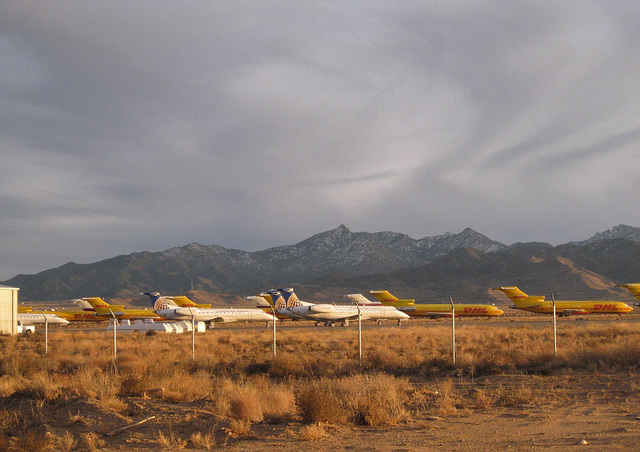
top-left (190, 429), bottom-right (216, 449)
top-left (157, 425), bottom-right (187, 449)
top-left (296, 379), bottom-right (348, 424)
top-left (297, 423), bottom-right (328, 440)
top-left (82, 431), bottom-right (105, 452)
top-left (51, 431), bottom-right (77, 452)
top-left (224, 419), bottom-right (252, 437)
top-left (228, 387), bottom-right (263, 422)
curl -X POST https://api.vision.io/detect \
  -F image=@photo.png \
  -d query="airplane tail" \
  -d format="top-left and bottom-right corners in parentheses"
top-left (166, 296), bottom-right (196, 307)
top-left (166, 295), bottom-right (211, 309)
top-left (72, 299), bottom-right (97, 311)
top-left (493, 286), bottom-right (545, 304)
top-left (343, 294), bottom-right (380, 305)
top-left (142, 291), bottom-right (178, 310)
top-left (265, 290), bottom-right (287, 309)
top-left (279, 288), bottom-right (304, 308)
top-left (368, 290), bottom-right (415, 306)
top-left (246, 295), bottom-right (274, 310)
top-left (80, 297), bottom-right (127, 316)
top-left (81, 297), bottom-right (112, 309)
top-left (619, 284), bottom-right (640, 301)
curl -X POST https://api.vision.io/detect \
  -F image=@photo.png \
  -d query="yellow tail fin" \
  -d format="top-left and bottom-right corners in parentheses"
top-left (619, 283), bottom-right (640, 301)
top-left (82, 297), bottom-right (112, 309)
top-left (494, 286), bottom-right (545, 303)
top-left (368, 290), bottom-right (415, 306)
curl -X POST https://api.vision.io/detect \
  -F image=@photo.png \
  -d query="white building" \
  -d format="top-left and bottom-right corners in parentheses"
top-left (0, 285), bottom-right (19, 335)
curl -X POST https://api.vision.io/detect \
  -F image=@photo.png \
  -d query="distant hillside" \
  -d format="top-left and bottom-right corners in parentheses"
top-left (4, 225), bottom-right (506, 301)
top-left (5, 224), bottom-right (640, 304)
top-left (300, 239), bottom-right (640, 306)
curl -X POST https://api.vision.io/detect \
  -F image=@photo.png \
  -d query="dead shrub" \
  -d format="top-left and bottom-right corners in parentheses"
top-left (297, 423), bottom-right (328, 440)
top-left (20, 371), bottom-right (62, 401)
top-left (335, 374), bottom-right (409, 426)
top-left (11, 430), bottom-right (51, 452)
top-left (411, 379), bottom-right (458, 417)
top-left (224, 419), bottom-right (252, 437)
top-left (261, 387), bottom-right (297, 423)
top-left (51, 431), bottom-right (77, 452)
top-left (228, 387), bottom-right (263, 422)
top-left (268, 353), bottom-right (311, 378)
top-left (157, 425), bottom-right (187, 449)
top-left (469, 388), bottom-right (493, 409)
top-left (153, 369), bottom-right (213, 402)
top-left (81, 431), bottom-right (105, 452)
top-left (190, 430), bottom-right (216, 449)
top-left (73, 367), bottom-right (120, 400)
top-left (495, 384), bottom-right (537, 407)
top-left (295, 379), bottom-right (348, 424)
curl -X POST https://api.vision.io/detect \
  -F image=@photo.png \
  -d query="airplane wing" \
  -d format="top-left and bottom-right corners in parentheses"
top-left (422, 312), bottom-right (454, 318)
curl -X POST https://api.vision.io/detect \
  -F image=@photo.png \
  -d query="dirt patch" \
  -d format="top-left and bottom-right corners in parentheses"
top-left (4, 372), bottom-right (639, 451)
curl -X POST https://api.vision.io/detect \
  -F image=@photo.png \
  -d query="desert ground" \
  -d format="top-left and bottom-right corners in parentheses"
top-left (1, 316), bottom-right (639, 451)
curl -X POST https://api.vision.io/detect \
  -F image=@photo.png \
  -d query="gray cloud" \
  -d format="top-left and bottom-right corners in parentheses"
top-left (2, 1), bottom-right (640, 279)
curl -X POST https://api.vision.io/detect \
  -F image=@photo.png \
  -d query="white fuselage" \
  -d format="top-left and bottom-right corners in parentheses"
top-left (276, 304), bottom-right (409, 323)
top-left (18, 312), bottom-right (70, 325)
top-left (154, 307), bottom-right (276, 323)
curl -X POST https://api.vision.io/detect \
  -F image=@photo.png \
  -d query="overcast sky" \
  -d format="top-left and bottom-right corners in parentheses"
top-left (2, 1), bottom-right (640, 280)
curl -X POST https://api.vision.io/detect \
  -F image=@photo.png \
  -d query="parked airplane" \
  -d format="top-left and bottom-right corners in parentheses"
top-left (18, 312), bottom-right (70, 325)
top-left (78, 297), bottom-right (161, 321)
top-left (19, 305), bottom-right (104, 322)
top-left (619, 284), bottom-right (640, 305)
top-left (363, 290), bottom-right (504, 318)
top-left (141, 292), bottom-right (276, 326)
top-left (494, 286), bottom-right (633, 316)
top-left (266, 288), bottom-right (409, 326)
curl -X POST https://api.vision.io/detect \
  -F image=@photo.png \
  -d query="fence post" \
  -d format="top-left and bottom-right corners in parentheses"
top-left (271, 306), bottom-right (277, 357)
top-left (191, 309), bottom-right (196, 361)
top-left (450, 295), bottom-right (456, 367)
top-left (551, 293), bottom-right (557, 359)
top-left (108, 309), bottom-right (117, 365)
top-left (356, 302), bottom-right (362, 367)
top-left (42, 312), bottom-right (48, 355)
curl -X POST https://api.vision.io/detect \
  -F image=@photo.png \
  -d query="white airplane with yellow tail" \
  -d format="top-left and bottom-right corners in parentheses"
top-left (494, 286), bottom-right (633, 316)
top-left (259, 288), bottom-right (409, 326)
top-left (359, 290), bottom-right (504, 318)
top-left (142, 291), bottom-right (276, 326)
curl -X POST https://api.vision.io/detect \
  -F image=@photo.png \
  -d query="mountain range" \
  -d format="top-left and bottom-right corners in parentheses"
top-left (4, 224), bottom-right (640, 305)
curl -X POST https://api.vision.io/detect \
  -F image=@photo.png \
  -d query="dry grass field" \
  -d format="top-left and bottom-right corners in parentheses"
top-left (1, 318), bottom-right (639, 450)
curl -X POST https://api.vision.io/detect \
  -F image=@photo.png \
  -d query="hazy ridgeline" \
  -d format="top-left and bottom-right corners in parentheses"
top-left (0, 322), bottom-right (639, 449)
